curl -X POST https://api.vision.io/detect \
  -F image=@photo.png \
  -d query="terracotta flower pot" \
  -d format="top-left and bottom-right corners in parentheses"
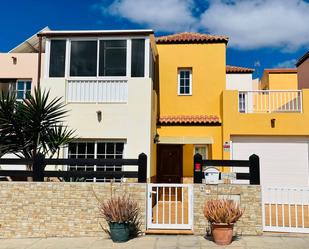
top-left (211, 223), bottom-right (234, 245)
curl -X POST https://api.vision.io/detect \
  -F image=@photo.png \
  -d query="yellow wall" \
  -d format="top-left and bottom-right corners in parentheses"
top-left (222, 89), bottom-right (309, 159)
top-left (261, 72), bottom-right (298, 90)
top-left (157, 126), bottom-right (223, 176)
top-left (156, 42), bottom-right (226, 180)
top-left (157, 43), bottom-right (226, 116)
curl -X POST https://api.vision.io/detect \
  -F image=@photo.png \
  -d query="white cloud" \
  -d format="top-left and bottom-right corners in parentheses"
top-left (200, 0), bottom-right (309, 50)
top-left (274, 59), bottom-right (297, 68)
top-left (94, 0), bottom-right (309, 51)
top-left (96, 0), bottom-right (197, 32)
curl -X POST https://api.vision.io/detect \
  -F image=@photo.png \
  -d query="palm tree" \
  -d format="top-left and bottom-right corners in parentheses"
top-left (0, 87), bottom-right (75, 171)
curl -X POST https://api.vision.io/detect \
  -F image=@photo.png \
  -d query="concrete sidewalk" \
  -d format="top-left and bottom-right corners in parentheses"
top-left (0, 235), bottom-right (309, 249)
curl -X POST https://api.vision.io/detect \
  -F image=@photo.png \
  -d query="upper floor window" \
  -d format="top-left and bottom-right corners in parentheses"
top-left (70, 41), bottom-right (97, 77)
top-left (16, 80), bottom-right (31, 100)
top-left (48, 38), bottom-right (149, 78)
top-left (178, 68), bottom-right (192, 95)
top-left (49, 40), bottom-right (66, 77)
top-left (131, 39), bottom-right (145, 77)
top-left (99, 40), bottom-right (126, 76)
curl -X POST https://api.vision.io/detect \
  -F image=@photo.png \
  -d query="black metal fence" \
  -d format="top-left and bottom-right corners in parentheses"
top-left (193, 153), bottom-right (260, 185)
top-left (0, 153), bottom-right (147, 183)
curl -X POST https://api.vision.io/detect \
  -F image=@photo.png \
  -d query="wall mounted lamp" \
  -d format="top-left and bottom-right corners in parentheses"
top-left (96, 110), bottom-right (102, 122)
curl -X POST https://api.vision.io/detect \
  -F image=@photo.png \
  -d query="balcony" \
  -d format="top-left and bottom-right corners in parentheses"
top-left (238, 90), bottom-right (302, 113)
top-left (67, 79), bottom-right (128, 103)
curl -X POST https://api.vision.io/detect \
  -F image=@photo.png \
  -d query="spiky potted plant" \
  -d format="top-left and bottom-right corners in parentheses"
top-left (204, 199), bottom-right (244, 245)
top-left (99, 195), bottom-right (141, 243)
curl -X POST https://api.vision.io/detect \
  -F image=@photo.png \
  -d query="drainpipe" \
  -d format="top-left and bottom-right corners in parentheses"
top-left (37, 35), bottom-right (42, 88)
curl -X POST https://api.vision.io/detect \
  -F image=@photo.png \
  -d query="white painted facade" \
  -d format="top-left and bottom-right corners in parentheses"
top-left (231, 136), bottom-right (309, 187)
top-left (226, 73), bottom-right (253, 91)
top-left (40, 33), bottom-right (157, 178)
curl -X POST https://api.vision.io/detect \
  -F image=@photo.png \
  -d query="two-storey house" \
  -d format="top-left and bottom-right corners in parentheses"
top-left (38, 30), bottom-right (158, 182)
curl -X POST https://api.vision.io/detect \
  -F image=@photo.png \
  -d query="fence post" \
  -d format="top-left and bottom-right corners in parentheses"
top-left (193, 153), bottom-right (203, 183)
top-left (33, 153), bottom-right (45, 182)
top-left (249, 154), bottom-right (260, 185)
top-left (137, 153), bottom-right (147, 183)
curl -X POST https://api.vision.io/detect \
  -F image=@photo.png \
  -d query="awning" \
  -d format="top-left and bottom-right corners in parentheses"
top-left (158, 136), bottom-right (213, 144)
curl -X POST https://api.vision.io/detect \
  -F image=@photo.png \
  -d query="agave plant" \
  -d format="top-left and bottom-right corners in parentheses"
top-left (0, 87), bottom-right (75, 165)
top-left (204, 199), bottom-right (244, 224)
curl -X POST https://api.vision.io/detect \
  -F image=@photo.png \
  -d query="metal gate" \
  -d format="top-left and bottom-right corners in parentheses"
top-left (262, 187), bottom-right (309, 233)
top-left (147, 184), bottom-right (193, 230)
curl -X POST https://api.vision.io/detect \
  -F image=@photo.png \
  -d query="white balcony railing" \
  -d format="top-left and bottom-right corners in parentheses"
top-left (67, 79), bottom-right (128, 103)
top-left (239, 90), bottom-right (302, 113)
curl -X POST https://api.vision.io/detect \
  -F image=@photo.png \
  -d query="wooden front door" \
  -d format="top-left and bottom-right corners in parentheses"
top-left (157, 145), bottom-right (183, 183)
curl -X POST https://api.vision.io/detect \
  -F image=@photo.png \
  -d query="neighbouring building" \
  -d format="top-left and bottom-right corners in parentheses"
top-left (0, 27), bottom-right (48, 171)
top-left (260, 68), bottom-right (298, 90)
top-left (297, 51), bottom-right (309, 89)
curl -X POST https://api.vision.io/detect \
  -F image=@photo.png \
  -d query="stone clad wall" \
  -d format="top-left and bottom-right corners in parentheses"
top-left (0, 182), bottom-right (262, 238)
top-left (0, 182), bottom-right (146, 238)
top-left (193, 184), bottom-right (262, 235)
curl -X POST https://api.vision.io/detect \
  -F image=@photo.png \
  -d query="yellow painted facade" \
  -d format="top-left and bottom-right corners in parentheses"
top-left (222, 89), bottom-right (309, 159)
top-left (155, 39), bottom-right (309, 183)
top-left (156, 43), bottom-right (226, 179)
top-left (261, 71), bottom-right (298, 90)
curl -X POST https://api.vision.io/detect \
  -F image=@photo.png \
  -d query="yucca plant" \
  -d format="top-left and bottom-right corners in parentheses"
top-left (0, 88), bottom-right (75, 172)
top-left (204, 199), bottom-right (244, 224)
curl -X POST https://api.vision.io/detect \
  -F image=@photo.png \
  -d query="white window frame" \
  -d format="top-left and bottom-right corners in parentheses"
top-left (193, 145), bottom-right (208, 159)
top-left (15, 80), bottom-right (32, 100)
top-left (66, 140), bottom-right (126, 182)
top-left (45, 37), bottom-right (151, 80)
top-left (178, 68), bottom-right (192, 96)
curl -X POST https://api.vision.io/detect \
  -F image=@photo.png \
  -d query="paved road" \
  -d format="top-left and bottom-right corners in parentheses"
top-left (0, 235), bottom-right (309, 249)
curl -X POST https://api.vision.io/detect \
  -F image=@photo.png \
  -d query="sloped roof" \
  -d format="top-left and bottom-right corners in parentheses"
top-left (156, 32), bottom-right (229, 44)
top-left (226, 65), bottom-right (255, 73)
top-left (159, 115), bottom-right (221, 124)
top-left (296, 51), bottom-right (309, 67)
top-left (9, 26), bottom-right (50, 53)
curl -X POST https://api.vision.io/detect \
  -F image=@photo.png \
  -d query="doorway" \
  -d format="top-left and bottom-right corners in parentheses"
top-left (157, 145), bottom-right (183, 183)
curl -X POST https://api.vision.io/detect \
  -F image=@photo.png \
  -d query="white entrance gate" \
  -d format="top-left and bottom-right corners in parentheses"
top-left (262, 187), bottom-right (309, 233)
top-left (147, 184), bottom-right (193, 230)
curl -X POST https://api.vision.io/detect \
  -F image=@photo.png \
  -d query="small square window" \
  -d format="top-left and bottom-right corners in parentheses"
top-left (15, 80), bottom-right (32, 100)
top-left (178, 68), bottom-right (192, 95)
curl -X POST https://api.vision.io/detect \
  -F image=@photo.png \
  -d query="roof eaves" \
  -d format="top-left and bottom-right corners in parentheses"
top-left (296, 51), bottom-right (309, 67)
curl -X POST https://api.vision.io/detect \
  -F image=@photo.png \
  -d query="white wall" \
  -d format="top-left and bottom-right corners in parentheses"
top-left (41, 78), bottom-right (154, 178)
top-left (226, 73), bottom-right (253, 91)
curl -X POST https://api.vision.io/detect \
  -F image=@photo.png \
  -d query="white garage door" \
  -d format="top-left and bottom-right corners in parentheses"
top-left (231, 136), bottom-right (309, 187)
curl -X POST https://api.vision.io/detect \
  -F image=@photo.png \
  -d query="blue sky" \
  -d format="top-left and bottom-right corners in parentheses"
top-left (1, 0), bottom-right (309, 78)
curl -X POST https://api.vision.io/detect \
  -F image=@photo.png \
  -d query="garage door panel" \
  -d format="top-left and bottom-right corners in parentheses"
top-left (232, 137), bottom-right (309, 187)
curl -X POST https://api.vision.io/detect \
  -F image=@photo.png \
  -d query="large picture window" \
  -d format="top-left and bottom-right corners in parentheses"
top-left (99, 40), bottom-right (126, 76)
top-left (49, 40), bottom-right (66, 77)
top-left (48, 38), bottom-right (149, 78)
top-left (70, 41), bottom-right (97, 77)
top-left (68, 141), bottom-right (124, 182)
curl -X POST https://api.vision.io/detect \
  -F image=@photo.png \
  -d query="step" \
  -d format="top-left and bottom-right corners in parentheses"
top-left (145, 229), bottom-right (194, 235)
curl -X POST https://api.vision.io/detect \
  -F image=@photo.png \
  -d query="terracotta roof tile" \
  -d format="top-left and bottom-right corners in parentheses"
top-left (226, 65), bottom-right (255, 73)
top-left (156, 32), bottom-right (229, 44)
top-left (264, 68), bottom-right (297, 74)
top-left (159, 115), bottom-right (221, 124)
